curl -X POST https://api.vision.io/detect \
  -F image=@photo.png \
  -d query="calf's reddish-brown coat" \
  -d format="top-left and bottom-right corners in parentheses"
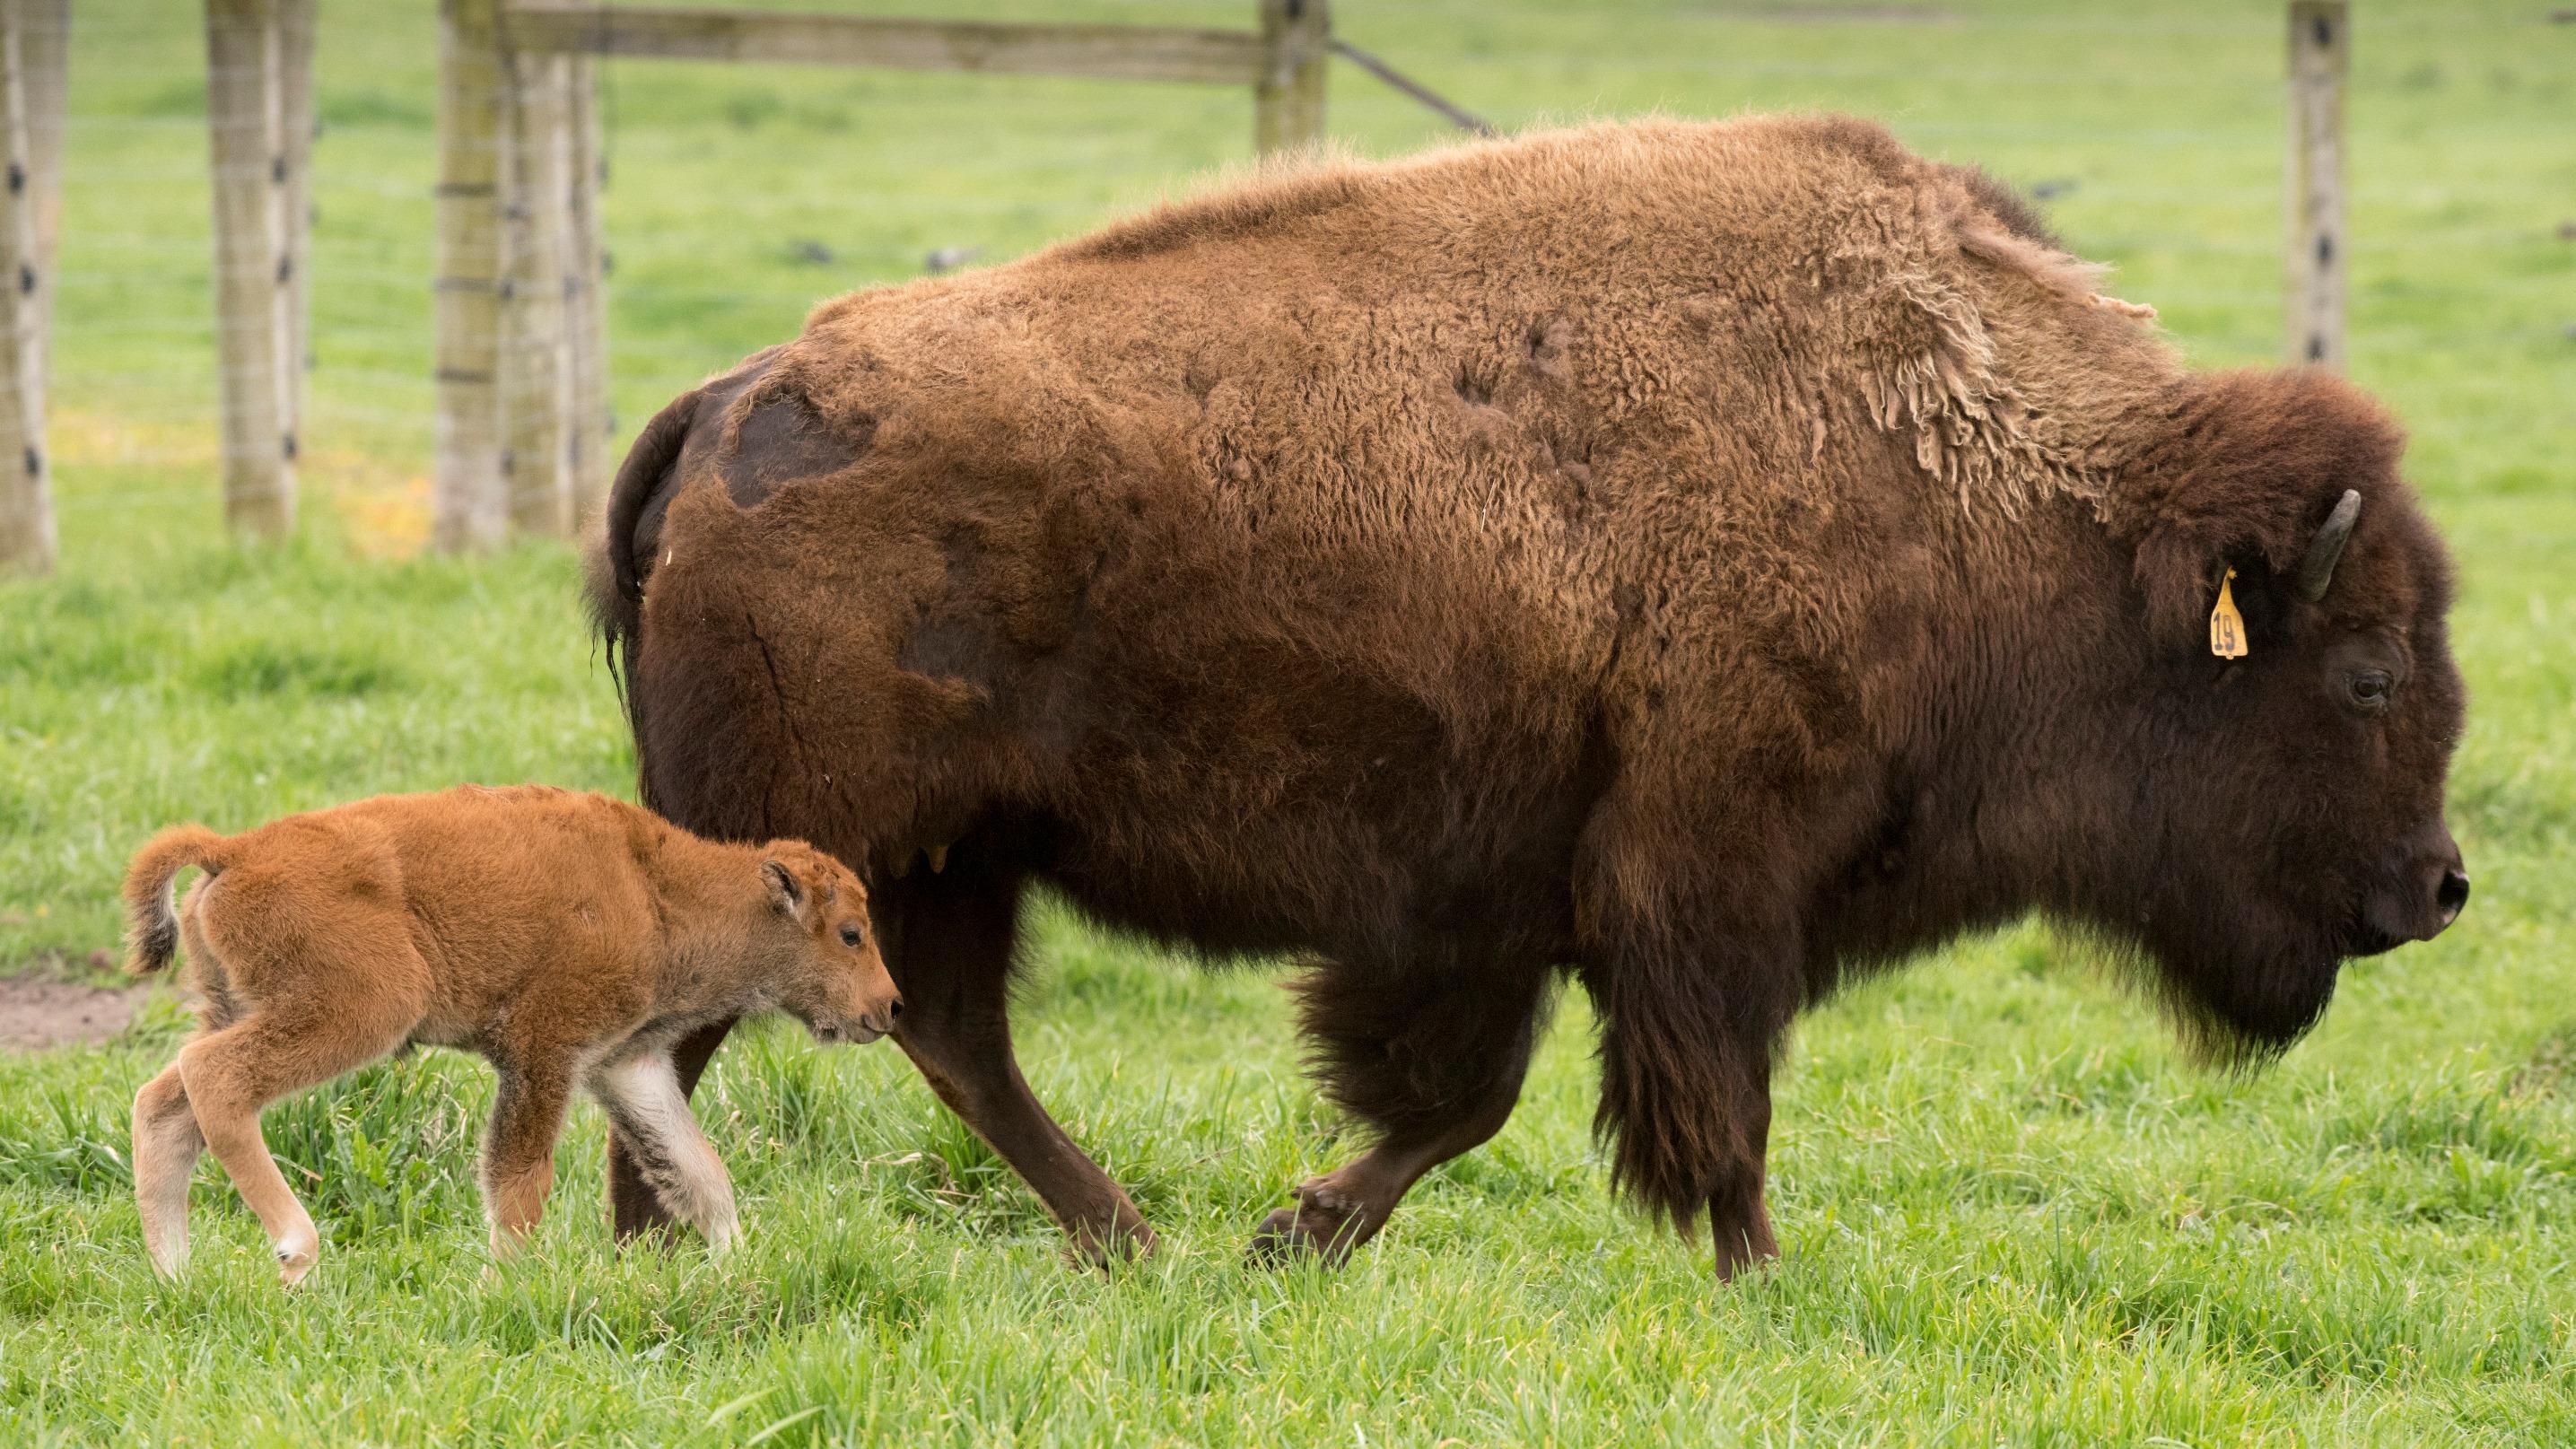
top-left (590, 116), bottom-right (2468, 1276)
top-left (122, 785), bottom-right (898, 1284)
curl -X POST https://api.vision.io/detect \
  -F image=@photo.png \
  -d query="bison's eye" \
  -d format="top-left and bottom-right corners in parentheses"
top-left (2346, 668), bottom-right (2394, 714)
top-left (839, 923), bottom-right (862, 947)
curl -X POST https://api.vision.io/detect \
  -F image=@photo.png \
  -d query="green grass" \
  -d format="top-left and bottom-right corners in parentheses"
top-left (4, 0), bottom-right (2573, 1443)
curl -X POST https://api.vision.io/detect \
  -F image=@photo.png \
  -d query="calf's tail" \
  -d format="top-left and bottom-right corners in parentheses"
top-left (121, 825), bottom-right (229, 975)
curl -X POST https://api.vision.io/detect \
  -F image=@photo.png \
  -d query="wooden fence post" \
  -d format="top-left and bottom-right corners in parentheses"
top-left (1254, 0), bottom-right (1328, 156)
top-left (205, 0), bottom-right (299, 541)
top-left (564, 57), bottom-right (609, 521)
top-left (2286, 1), bottom-right (2346, 369)
top-left (278, 0), bottom-right (313, 441)
top-left (22, 0), bottom-right (63, 400)
top-left (435, 0), bottom-right (509, 550)
top-left (500, 47), bottom-right (573, 535)
top-left (0, 0), bottom-right (57, 572)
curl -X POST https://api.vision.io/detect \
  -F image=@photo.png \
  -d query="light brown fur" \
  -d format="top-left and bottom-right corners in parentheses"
top-left (121, 784), bottom-right (898, 1285)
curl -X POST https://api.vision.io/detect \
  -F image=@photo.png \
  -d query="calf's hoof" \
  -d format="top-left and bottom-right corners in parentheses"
top-left (703, 1216), bottom-right (741, 1259)
top-left (275, 1240), bottom-right (319, 1289)
top-left (1246, 1180), bottom-right (1373, 1266)
top-left (144, 1238), bottom-right (188, 1280)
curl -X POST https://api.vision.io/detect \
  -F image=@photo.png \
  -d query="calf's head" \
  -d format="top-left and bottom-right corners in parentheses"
top-left (2101, 370), bottom-right (2467, 1056)
top-left (755, 844), bottom-right (902, 1044)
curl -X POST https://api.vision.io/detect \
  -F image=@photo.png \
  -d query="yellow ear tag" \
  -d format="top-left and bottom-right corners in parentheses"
top-left (2209, 567), bottom-right (2248, 659)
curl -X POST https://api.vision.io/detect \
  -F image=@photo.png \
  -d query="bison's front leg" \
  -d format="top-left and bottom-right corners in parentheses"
top-left (1588, 922), bottom-right (1793, 1280)
top-left (1699, 1065), bottom-right (1777, 1279)
top-left (1578, 799), bottom-right (1802, 1280)
top-left (1250, 959), bottom-right (1552, 1264)
top-left (882, 855), bottom-right (1155, 1266)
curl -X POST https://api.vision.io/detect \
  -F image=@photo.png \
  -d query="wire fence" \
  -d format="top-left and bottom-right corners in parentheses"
top-left (39, 0), bottom-right (2572, 557)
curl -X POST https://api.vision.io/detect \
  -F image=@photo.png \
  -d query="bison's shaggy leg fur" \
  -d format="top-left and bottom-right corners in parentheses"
top-left (1250, 960), bottom-right (1552, 1264)
top-left (881, 852), bottom-right (1154, 1267)
top-left (1585, 902), bottom-right (1798, 1281)
top-left (607, 1017), bottom-right (735, 1244)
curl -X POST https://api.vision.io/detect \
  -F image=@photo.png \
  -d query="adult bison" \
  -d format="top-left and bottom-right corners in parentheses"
top-left (588, 116), bottom-right (2468, 1277)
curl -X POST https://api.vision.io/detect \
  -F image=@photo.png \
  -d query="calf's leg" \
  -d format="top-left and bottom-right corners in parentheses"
top-left (607, 1017), bottom-right (731, 1243)
top-left (590, 1051), bottom-right (739, 1253)
top-left (1252, 960), bottom-right (1552, 1263)
top-left (178, 1003), bottom-right (413, 1286)
top-left (481, 1060), bottom-right (578, 1258)
top-left (131, 1061), bottom-right (205, 1277)
top-left (885, 855), bottom-right (1152, 1266)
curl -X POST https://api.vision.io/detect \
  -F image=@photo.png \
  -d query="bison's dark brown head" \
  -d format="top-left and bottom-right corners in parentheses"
top-left (2099, 369), bottom-right (2467, 1058)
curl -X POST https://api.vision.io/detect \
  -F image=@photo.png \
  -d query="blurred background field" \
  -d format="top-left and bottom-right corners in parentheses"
top-left (1, 2), bottom-right (2572, 1444)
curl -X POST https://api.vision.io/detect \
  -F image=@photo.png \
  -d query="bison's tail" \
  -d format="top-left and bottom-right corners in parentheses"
top-left (587, 388), bottom-right (702, 806)
top-left (120, 825), bottom-right (228, 975)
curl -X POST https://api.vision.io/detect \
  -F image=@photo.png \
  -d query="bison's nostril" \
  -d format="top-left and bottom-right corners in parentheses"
top-left (2436, 868), bottom-right (2470, 923)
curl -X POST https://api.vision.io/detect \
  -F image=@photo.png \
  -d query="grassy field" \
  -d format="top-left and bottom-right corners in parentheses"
top-left (4, 1), bottom-right (2572, 1443)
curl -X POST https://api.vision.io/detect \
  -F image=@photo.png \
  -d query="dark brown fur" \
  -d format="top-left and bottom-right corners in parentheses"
top-left (587, 116), bottom-right (2467, 1275)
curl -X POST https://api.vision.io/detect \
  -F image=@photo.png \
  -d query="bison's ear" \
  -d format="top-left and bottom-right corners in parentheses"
top-left (2117, 369), bottom-right (2403, 644)
top-left (762, 860), bottom-right (808, 921)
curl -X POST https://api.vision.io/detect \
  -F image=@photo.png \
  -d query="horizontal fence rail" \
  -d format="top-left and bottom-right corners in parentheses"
top-left (501, 3), bottom-right (1272, 85)
top-left (427, 0), bottom-right (1333, 550)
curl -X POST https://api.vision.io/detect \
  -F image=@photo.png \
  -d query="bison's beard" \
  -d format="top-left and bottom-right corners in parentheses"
top-left (2065, 899), bottom-right (2346, 1069)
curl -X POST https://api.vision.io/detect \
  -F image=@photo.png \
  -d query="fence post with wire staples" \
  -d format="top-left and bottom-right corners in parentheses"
top-left (563, 55), bottom-right (609, 521)
top-left (500, 44), bottom-right (573, 536)
top-left (2285, 0), bottom-right (2346, 370)
top-left (436, 0), bottom-right (509, 550)
top-left (0, 0), bottom-right (57, 572)
top-left (277, 0), bottom-right (314, 443)
top-left (1254, 0), bottom-right (1328, 156)
top-left (22, 0), bottom-right (63, 414)
top-left (205, 0), bottom-right (301, 541)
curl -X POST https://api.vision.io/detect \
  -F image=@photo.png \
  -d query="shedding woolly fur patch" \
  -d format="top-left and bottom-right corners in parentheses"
top-left (1848, 187), bottom-right (2153, 523)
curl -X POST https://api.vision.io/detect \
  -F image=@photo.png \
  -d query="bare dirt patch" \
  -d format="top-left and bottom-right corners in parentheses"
top-left (0, 977), bottom-right (147, 1051)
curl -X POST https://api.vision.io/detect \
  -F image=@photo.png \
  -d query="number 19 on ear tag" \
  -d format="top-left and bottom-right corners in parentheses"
top-left (2209, 567), bottom-right (2248, 659)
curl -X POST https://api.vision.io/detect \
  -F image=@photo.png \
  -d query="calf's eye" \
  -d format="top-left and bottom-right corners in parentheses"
top-left (839, 924), bottom-right (862, 947)
top-left (2346, 668), bottom-right (2393, 712)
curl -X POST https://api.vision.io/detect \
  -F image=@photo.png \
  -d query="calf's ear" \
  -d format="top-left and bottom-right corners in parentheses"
top-left (2116, 368), bottom-right (2401, 645)
top-left (762, 860), bottom-right (808, 920)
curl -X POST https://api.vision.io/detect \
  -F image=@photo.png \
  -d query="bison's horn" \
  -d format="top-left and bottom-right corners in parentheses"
top-left (2298, 489), bottom-right (2362, 603)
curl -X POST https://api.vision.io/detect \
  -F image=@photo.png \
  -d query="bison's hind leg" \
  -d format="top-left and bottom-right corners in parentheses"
top-left (1250, 956), bottom-right (1554, 1265)
top-left (881, 854), bottom-right (1154, 1268)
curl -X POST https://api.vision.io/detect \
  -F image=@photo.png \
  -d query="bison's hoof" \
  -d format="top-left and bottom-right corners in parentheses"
top-left (1246, 1183), bottom-right (1373, 1266)
top-left (1062, 1218), bottom-right (1156, 1272)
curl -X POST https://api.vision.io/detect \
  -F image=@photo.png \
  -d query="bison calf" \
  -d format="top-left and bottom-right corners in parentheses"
top-left (119, 785), bottom-right (899, 1286)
